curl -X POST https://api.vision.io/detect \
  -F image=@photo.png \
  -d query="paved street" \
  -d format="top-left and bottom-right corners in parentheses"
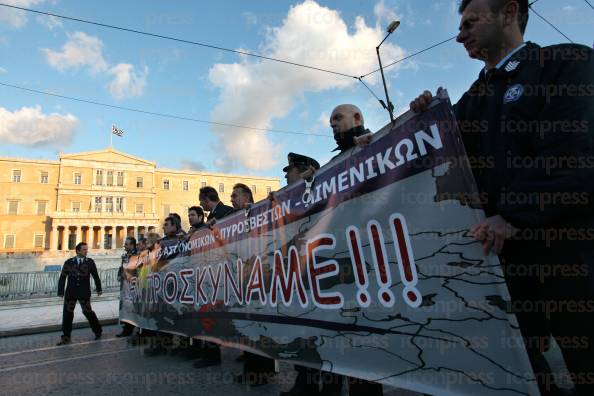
top-left (0, 325), bottom-right (288, 396)
top-left (0, 293), bottom-right (119, 336)
top-left (0, 325), bottom-right (421, 396)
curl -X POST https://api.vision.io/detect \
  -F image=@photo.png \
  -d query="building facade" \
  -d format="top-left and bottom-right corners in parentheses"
top-left (0, 148), bottom-right (280, 253)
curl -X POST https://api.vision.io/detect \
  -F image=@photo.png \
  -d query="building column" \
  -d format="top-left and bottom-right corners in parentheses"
top-left (76, 226), bottom-right (83, 246)
top-left (50, 227), bottom-right (57, 251)
top-left (110, 226), bottom-right (116, 250)
top-left (61, 225), bottom-right (68, 251)
top-left (98, 226), bottom-right (105, 250)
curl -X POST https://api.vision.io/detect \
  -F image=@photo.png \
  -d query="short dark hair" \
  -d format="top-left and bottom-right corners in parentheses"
top-left (170, 212), bottom-right (182, 224)
top-left (75, 242), bottom-right (87, 252)
top-left (199, 186), bottom-right (219, 202)
top-left (125, 236), bottom-right (137, 247)
top-left (459, 0), bottom-right (529, 34)
top-left (138, 237), bottom-right (147, 245)
top-left (188, 206), bottom-right (204, 217)
top-left (233, 183), bottom-right (254, 204)
top-left (165, 215), bottom-right (182, 232)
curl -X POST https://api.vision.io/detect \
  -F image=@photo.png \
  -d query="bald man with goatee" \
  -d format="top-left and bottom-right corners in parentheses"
top-left (330, 104), bottom-right (373, 156)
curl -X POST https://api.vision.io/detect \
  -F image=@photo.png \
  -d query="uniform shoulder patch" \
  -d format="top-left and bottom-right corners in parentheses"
top-left (503, 84), bottom-right (524, 104)
top-left (504, 60), bottom-right (520, 72)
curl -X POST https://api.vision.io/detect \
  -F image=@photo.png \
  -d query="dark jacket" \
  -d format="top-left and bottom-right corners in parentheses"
top-left (58, 256), bottom-right (102, 300)
top-left (207, 202), bottom-right (234, 221)
top-left (455, 42), bottom-right (594, 232)
top-left (332, 125), bottom-right (371, 156)
top-left (118, 248), bottom-right (137, 283)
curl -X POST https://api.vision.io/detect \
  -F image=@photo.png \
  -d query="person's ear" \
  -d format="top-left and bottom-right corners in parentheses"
top-left (503, 0), bottom-right (519, 27)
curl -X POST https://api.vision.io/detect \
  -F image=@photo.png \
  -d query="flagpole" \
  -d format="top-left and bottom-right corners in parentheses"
top-left (110, 125), bottom-right (113, 148)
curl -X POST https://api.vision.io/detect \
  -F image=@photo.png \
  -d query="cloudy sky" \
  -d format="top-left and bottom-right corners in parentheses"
top-left (0, 0), bottom-right (592, 182)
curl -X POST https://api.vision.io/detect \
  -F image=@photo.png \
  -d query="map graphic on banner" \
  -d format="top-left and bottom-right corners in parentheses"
top-left (120, 96), bottom-right (540, 396)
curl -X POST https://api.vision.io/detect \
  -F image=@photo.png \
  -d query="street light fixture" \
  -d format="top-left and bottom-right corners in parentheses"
top-left (376, 20), bottom-right (400, 124)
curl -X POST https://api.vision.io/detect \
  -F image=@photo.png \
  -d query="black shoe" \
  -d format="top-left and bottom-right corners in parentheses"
top-left (192, 355), bottom-right (221, 368)
top-left (57, 336), bottom-right (71, 346)
top-left (94, 333), bottom-right (102, 340)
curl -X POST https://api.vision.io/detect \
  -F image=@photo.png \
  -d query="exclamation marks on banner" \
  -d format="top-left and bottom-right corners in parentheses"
top-left (389, 213), bottom-right (422, 308)
top-left (367, 220), bottom-right (396, 308)
top-left (346, 226), bottom-right (371, 307)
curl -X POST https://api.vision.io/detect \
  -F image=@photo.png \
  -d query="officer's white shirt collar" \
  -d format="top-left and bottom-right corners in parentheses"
top-left (484, 42), bottom-right (526, 72)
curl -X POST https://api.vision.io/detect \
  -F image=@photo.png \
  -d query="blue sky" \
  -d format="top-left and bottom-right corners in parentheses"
top-left (0, 0), bottom-right (592, 183)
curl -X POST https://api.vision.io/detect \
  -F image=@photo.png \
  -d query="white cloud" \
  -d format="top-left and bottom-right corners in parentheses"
top-left (0, 105), bottom-right (78, 147)
top-left (0, 0), bottom-right (46, 28)
top-left (373, 0), bottom-right (400, 28)
top-left (0, 66), bottom-right (6, 73)
top-left (42, 31), bottom-right (108, 74)
top-left (107, 63), bottom-right (149, 100)
top-left (562, 5), bottom-right (576, 12)
top-left (180, 160), bottom-right (206, 171)
top-left (208, 0), bottom-right (405, 171)
top-left (36, 14), bottom-right (63, 29)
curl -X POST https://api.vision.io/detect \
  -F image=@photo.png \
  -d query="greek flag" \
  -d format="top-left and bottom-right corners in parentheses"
top-left (112, 125), bottom-right (124, 137)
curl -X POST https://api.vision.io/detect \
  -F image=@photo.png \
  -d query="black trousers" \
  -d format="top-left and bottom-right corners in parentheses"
top-left (244, 352), bottom-right (275, 374)
top-left (61, 299), bottom-right (102, 338)
top-left (503, 242), bottom-right (594, 396)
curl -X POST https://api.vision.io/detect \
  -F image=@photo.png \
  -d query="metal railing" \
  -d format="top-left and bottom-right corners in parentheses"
top-left (0, 268), bottom-right (119, 301)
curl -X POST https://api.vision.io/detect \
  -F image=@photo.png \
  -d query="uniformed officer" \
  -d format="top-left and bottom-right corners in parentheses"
top-left (410, 1), bottom-right (594, 395)
top-left (57, 242), bottom-right (103, 345)
top-left (283, 152), bottom-right (320, 185)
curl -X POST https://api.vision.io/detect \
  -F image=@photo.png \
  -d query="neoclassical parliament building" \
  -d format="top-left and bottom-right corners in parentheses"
top-left (0, 148), bottom-right (280, 253)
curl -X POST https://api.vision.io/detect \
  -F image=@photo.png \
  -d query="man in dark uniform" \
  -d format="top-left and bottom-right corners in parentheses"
top-left (199, 186), bottom-right (234, 223)
top-left (410, 1), bottom-right (594, 395)
top-left (117, 236), bottom-right (137, 338)
top-left (193, 186), bottom-right (233, 369)
top-left (57, 242), bottom-right (103, 345)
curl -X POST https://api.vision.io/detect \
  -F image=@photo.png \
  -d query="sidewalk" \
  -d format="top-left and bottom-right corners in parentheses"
top-left (0, 292), bottom-right (120, 337)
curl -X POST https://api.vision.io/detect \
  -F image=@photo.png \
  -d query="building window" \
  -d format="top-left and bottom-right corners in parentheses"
top-left (40, 172), bottom-right (49, 184)
top-left (266, 186), bottom-right (272, 194)
top-left (218, 183), bottom-right (224, 193)
top-left (136, 177), bottom-right (144, 188)
top-left (117, 171), bottom-right (124, 187)
top-left (36, 201), bottom-right (47, 215)
top-left (251, 185), bottom-right (257, 194)
top-left (135, 203), bottom-right (144, 214)
top-left (95, 170), bottom-right (103, 185)
top-left (116, 197), bottom-right (124, 212)
top-left (106, 171), bottom-right (114, 186)
top-left (105, 197), bottom-right (114, 212)
top-left (95, 197), bottom-right (102, 212)
top-left (7, 200), bottom-right (18, 215)
top-left (163, 179), bottom-right (170, 190)
top-left (74, 172), bottom-right (82, 185)
top-left (12, 170), bottom-right (21, 183)
top-left (162, 204), bottom-right (170, 216)
top-left (71, 201), bottom-right (81, 212)
top-left (34, 234), bottom-right (44, 249)
top-left (183, 180), bottom-right (189, 191)
top-left (4, 235), bottom-right (15, 249)
top-left (201, 181), bottom-right (207, 188)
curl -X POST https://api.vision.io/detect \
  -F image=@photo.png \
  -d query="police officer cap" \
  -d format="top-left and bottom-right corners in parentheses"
top-left (283, 152), bottom-right (320, 172)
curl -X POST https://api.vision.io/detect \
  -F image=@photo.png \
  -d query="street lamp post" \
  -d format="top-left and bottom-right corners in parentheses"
top-left (376, 20), bottom-right (400, 125)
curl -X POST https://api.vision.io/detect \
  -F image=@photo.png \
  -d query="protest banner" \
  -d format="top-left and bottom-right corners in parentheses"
top-left (121, 95), bottom-right (539, 396)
